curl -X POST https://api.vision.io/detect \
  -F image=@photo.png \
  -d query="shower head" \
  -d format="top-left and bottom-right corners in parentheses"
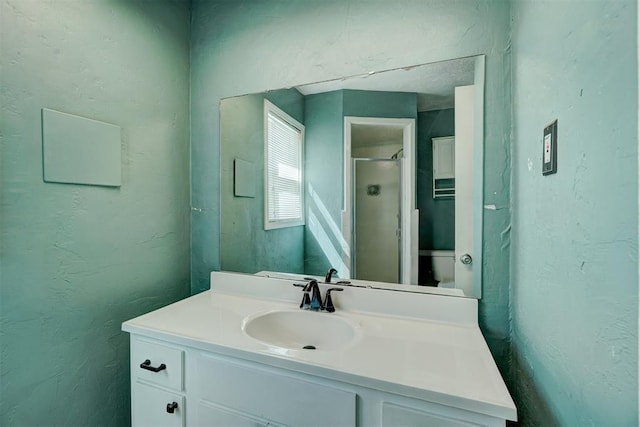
top-left (390, 148), bottom-right (404, 159)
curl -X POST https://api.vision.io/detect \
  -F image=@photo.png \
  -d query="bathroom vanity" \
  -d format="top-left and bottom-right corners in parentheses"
top-left (122, 272), bottom-right (516, 426)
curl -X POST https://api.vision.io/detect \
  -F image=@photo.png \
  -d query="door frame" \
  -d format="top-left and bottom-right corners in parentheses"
top-left (343, 117), bottom-right (417, 284)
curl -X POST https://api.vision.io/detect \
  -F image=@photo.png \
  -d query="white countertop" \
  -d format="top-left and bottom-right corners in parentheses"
top-left (122, 272), bottom-right (516, 421)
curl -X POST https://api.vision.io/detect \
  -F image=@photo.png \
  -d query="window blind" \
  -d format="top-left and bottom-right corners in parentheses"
top-left (266, 111), bottom-right (303, 226)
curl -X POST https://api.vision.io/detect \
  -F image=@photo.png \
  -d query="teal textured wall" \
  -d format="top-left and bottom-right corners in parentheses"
top-left (417, 109), bottom-right (456, 251)
top-left (0, 1), bottom-right (191, 425)
top-left (343, 89), bottom-right (418, 118)
top-left (510, 1), bottom-right (638, 425)
top-left (220, 89), bottom-right (305, 274)
top-left (1, 2), bottom-right (635, 426)
top-left (190, 0), bottom-right (512, 377)
top-left (303, 90), bottom-right (345, 275)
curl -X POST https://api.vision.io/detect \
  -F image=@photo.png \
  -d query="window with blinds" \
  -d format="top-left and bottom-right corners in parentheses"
top-left (264, 100), bottom-right (305, 230)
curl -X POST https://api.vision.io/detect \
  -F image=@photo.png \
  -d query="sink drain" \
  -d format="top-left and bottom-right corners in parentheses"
top-left (302, 345), bottom-right (316, 350)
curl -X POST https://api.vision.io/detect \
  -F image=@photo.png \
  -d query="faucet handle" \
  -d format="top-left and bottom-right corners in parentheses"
top-left (323, 288), bottom-right (343, 313)
top-left (293, 283), bottom-right (311, 309)
top-left (299, 292), bottom-right (311, 309)
top-left (305, 280), bottom-right (323, 310)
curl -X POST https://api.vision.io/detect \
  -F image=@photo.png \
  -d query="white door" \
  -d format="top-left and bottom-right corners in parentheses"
top-left (454, 85), bottom-right (475, 295)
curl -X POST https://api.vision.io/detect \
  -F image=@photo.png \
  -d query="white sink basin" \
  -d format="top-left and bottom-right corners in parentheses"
top-left (242, 310), bottom-right (359, 351)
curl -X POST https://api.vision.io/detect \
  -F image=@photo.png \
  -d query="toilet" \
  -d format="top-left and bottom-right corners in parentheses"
top-left (421, 249), bottom-right (455, 286)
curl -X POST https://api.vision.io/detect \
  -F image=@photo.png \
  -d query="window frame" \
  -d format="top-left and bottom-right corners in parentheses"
top-left (263, 99), bottom-right (305, 230)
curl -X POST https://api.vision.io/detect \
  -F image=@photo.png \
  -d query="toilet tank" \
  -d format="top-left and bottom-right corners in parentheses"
top-left (424, 250), bottom-right (455, 283)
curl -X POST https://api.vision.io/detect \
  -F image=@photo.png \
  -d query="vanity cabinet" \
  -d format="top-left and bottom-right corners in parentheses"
top-left (129, 335), bottom-right (506, 427)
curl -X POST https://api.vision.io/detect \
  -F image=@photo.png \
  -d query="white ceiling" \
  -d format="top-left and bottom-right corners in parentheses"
top-left (351, 124), bottom-right (404, 150)
top-left (296, 56), bottom-right (476, 112)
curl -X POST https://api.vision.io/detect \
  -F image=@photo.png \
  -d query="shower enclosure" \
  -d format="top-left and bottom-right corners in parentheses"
top-left (352, 158), bottom-right (402, 283)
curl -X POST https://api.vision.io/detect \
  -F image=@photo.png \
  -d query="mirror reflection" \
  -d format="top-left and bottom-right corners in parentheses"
top-left (220, 55), bottom-right (484, 297)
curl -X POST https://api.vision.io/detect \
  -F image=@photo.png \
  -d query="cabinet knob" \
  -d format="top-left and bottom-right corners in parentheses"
top-left (166, 402), bottom-right (178, 414)
top-left (140, 359), bottom-right (167, 373)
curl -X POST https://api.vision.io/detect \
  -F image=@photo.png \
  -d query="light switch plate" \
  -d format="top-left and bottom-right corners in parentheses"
top-left (542, 119), bottom-right (558, 175)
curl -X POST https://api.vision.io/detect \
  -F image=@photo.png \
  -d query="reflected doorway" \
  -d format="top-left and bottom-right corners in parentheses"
top-left (344, 117), bottom-right (417, 284)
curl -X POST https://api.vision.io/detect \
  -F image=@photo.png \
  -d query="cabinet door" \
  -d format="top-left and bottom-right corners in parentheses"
top-left (132, 382), bottom-right (185, 427)
top-left (194, 353), bottom-right (356, 427)
top-left (196, 401), bottom-right (287, 427)
top-left (433, 137), bottom-right (455, 179)
top-left (382, 402), bottom-right (500, 427)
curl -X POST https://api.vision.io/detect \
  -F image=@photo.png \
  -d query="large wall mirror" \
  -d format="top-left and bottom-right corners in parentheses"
top-left (220, 55), bottom-right (485, 298)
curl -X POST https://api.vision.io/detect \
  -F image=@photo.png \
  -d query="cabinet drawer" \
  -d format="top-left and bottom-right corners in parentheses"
top-left (132, 382), bottom-right (185, 427)
top-left (131, 337), bottom-right (184, 391)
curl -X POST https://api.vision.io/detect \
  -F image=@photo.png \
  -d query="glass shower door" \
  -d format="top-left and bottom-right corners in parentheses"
top-left (353, 159), bottom-right (401, 283)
